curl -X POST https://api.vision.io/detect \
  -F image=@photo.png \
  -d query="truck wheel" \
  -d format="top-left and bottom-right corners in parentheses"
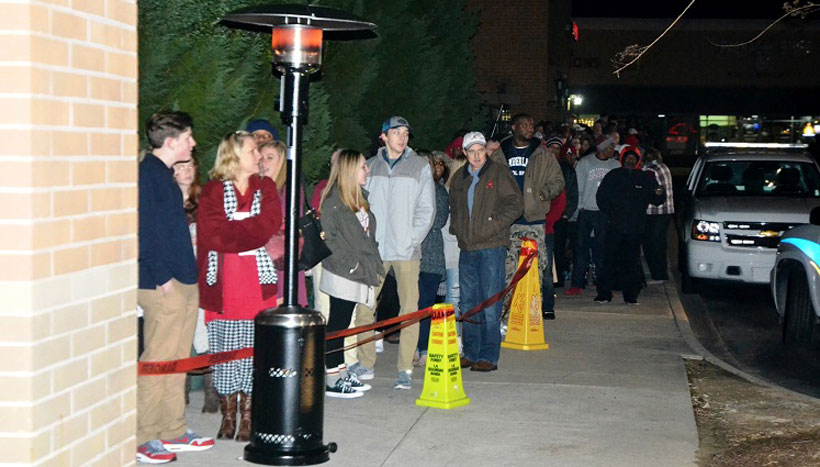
top-left (783, 270), bottom-right (816, 347)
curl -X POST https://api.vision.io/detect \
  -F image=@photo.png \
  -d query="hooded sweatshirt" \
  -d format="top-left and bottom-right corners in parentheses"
top-left (574, 152), bottom-right (620, 212)
top-left (595, 149), bottom-right (664, 234)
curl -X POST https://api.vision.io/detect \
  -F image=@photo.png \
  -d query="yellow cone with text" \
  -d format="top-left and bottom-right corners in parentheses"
top-left (502, 238), bottom-right (550, 350)
top-left (416, 304), bottom-right (471, 409)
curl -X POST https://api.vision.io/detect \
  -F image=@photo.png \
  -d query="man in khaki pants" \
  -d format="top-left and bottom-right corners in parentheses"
top-left (347, 116), bottom-right (436, 390)
top-left (136, 111), bottom-right (213, 464)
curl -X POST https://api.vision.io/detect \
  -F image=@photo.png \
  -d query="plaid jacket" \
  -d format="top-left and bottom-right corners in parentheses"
top-left (644, 161), bottom-right (675, 215)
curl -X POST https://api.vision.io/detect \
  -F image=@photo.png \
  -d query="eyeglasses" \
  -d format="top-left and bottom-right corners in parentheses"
top-left (252, 131), bottom-right (274, 142)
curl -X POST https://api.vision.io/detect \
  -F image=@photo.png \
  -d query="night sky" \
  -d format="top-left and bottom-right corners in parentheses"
top-left (572, 0), bottom-right (792, 19)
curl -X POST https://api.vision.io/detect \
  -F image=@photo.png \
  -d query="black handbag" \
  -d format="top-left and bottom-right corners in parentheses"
top-left (297, 193), bottom-right (332, 270)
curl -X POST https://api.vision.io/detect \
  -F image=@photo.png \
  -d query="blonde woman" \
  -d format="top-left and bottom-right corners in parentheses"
top-left (259, 140), bottom-right (308, 306)
top-left (197, 131), bottom-right (281, 441)
top-left (319, 149), bottom-right (384, 398)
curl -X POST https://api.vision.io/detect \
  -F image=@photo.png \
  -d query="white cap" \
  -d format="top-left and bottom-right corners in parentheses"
top-left (462, 132), bottom-right (486, 150)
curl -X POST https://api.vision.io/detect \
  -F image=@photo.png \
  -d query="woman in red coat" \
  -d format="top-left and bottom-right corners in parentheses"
top-left (197, 131), bottom-right (281, 442)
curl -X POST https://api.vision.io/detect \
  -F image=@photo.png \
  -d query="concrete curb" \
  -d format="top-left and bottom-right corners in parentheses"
top-left (663, 277), bottom-right (819, 403)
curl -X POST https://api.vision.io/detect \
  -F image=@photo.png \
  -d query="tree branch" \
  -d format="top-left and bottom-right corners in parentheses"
top-left (708, 3), bottom-right (820, 48)
top-left (612, 0), bottom-right (697, 77)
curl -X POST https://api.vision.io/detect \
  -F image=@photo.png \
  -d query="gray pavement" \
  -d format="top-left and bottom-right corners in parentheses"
top-left (175, 283), bottom-right (698, 466)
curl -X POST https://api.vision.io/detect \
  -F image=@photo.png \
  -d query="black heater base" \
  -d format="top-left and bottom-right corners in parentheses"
top-left (244, 442), bottom-right (337, 466)
top-left (244, 305), bottom-right (333, 466)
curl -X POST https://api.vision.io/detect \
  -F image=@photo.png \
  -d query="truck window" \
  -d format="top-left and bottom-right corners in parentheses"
top-left (696, 161), bottom-right (820, 197)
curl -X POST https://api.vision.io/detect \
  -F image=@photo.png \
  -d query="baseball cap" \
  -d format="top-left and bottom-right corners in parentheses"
top-left (381, 116), bottom-right (413, 135)
top-left (462, 132), bottom-right (486, 150)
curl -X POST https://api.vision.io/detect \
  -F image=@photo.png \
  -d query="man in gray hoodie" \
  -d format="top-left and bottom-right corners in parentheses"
top-left (347, 116), bottom-right (436, 390)
top-left (564, 135), bottom-right (620, 295)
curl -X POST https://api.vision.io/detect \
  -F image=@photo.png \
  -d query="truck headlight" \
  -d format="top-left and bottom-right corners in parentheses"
top-left (692, 220), bottom-right (720, 242)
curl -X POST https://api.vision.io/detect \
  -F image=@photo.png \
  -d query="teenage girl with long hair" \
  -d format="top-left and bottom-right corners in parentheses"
top-left (318, 149), bottom-right (384, 398)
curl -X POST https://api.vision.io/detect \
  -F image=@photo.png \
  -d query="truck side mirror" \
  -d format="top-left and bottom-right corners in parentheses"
top-left (810, 206), bottom-right (820, 226)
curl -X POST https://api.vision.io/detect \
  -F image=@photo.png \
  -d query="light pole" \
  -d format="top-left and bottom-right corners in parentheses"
top-left (222, 5), bottom-right (375, 465)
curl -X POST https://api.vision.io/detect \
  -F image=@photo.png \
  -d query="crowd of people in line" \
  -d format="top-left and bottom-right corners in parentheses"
top-left (135, 109), bottom-right (674, 464)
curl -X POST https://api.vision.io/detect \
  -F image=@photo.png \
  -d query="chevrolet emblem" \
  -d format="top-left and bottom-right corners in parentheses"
top-left (759, 230), bottom-right (781, 237)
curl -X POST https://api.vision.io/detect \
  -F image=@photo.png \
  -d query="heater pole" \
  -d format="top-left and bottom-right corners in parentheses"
top-left (282, 69), bottom-right (309, 306)
top-left (220, 7), bottom-right (376, 465)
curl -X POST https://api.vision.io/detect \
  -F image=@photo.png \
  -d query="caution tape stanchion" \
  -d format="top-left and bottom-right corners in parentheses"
top-left (416, 304), bottom-right (470, 410)
top-left (502, 238), bottom-right (549, 351)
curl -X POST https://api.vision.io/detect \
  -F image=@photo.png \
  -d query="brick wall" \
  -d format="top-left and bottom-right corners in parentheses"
top-left (0, 1), bottom-right (138, 465)
top-left (468, 0), bottom-right (551, 119)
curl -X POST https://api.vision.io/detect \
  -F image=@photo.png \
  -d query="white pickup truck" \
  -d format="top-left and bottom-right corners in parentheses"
top-left (678, 143), bottom-right (820, 293)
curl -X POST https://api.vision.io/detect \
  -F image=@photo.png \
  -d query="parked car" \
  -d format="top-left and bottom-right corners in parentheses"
top-left (678, 143), bottom-right (820, 293)
top-left (771, 207), bottom-right (820, 347)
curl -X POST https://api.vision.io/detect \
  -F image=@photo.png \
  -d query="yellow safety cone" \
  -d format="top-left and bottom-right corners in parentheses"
top-left (502, 238), bottom-right (550, 350)
top-left (416, 304), bottom-right (471, 409)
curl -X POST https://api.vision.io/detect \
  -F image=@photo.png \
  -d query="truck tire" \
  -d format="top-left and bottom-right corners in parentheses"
top-left (783, 270), bottom-right (816, 347)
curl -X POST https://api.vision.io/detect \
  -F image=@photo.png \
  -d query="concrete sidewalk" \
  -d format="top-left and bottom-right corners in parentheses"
top-left (175, 283), bottom-right (698, 466)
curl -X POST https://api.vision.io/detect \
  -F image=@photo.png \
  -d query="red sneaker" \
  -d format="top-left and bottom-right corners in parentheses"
top-left (564, 287), bottom-right (583, 296)
top-left (136, 440), bottom-right (177, 464)
top-left (161, 430), bottom-right (214, 452)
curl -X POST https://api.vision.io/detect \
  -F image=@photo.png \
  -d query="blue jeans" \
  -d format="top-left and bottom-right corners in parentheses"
top-left (445, 268), bottom-right (460, 336)
top-left (543, 233), bottom-right (555, 312)
top-left (571, 210), bottom-right (607, 289)
top-left (416, 272), bottom-right (443, 354)
top-left (459, 246), bottom-right (506, 365)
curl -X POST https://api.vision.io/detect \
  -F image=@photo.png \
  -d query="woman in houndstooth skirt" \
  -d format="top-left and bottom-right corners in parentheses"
top-left (196, 131), bottom-right (282, 442)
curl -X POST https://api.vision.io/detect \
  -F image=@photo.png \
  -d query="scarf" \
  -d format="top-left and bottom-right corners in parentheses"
top-left (205, 181), bottom-right (277, 287)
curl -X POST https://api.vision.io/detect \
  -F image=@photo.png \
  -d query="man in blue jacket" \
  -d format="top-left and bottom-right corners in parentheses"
top-left (137, 111), bottom-right (213, 464)
top-left (348, 116), bottom-right (436, 390)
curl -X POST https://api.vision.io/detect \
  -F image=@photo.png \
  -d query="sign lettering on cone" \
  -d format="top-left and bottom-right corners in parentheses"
top-left (502, 238), bottom-right (550, 350)
top-left (416, 304), bottom-right (470, 409)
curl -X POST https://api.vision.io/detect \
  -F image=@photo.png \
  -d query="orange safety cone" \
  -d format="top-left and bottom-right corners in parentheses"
top-left (502, 238), bottom-right (550, 350)
top-left (416, 304), bottom-right (470, 409)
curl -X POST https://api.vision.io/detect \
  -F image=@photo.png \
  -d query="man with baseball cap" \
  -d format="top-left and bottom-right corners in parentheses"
top-left (347, 116), bottom-right (436, 390)
top-left (449, 132), bottom-right (522, 371)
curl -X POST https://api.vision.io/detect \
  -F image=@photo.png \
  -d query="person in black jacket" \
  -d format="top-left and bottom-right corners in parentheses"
top-left (595, 146), bottom-right (664, 305)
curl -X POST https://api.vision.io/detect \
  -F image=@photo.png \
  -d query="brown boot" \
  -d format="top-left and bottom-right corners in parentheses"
top-left (235, 392), bottom-right (252, 442)
top-left (217, 393), bottom-right (238, 439)
top-left (202, 373), bottom-right (219, 413)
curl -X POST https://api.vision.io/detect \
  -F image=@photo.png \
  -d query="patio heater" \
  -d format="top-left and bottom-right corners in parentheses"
top-left (221, 5), bottom-right (375, 465)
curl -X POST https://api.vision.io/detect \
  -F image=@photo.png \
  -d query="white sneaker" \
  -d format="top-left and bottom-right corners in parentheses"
top-left (326, 379), bottom-right (363, 399)
top-left (342, 374), bottom-right (371, 392)
top-left (375, 338), bottom-right (384, 353)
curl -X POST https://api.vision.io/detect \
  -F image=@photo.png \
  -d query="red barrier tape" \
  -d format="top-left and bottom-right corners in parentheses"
top-left (137, 249), bottom-right (536, 375)
top-left (458, 247), bottom-right (536, 324)
top-left (138, 347), bottom-right (254, 376)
